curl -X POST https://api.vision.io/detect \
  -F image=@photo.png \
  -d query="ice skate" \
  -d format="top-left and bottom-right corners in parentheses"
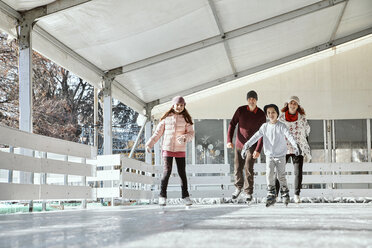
top-left (283, 196), bottom-right (290, 206)
top-left (294, 194), bottom-right (301, 204)
top-left (266, 194), bottom-right (276, 207)
top-left (231, 188), bottom-right (242, 200)
top-left (159, 196), bottom-right (166, 206)
top-left (183, 197), bottom-right (193, 206)
top-left (243, 193), bottom-right (253, 204)
top-left (266, 186), bottom-right (276, 207)
top-left (281, 187), bottom-right (290, 206)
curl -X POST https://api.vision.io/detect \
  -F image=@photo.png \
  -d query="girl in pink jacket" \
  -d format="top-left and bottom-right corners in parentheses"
top-left (145, 96), bottom-right (194, 206)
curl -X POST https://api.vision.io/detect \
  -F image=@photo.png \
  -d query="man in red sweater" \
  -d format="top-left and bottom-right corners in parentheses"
top-left (227, 90), bottom-right (266, 202)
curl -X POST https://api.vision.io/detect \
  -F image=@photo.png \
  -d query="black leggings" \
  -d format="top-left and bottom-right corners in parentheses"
top-left (276, 154), bottom-right (304, 196)
top-left (160, 156), bottom-right (189, 199)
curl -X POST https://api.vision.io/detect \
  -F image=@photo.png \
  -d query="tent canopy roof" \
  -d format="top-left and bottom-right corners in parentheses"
top-left (1, 0), bottom-right (372, 114)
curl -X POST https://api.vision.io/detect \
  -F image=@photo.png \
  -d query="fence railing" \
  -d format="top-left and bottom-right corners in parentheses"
top-left (1, 123), bottom-right (371, 206)
top-left (253, 162), bottom-right (372, 199)
top-left (0, 125), bottom-right (96, 204)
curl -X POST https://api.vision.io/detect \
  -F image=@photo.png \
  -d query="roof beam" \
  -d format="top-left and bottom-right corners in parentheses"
top-left (110, 0), bottom-right (346, 75)
top-left (329, 0), bottom-right (349, 42)
top-left (3, 0), bottom-right (92, 21)
top-left (158, 27), bottom-right (372, 104)
top-left (207, 0), bottom-right (237, 75)
top-left (0, 0), bottom-right (21, 20)
top-left (45, 0), bottom-right (91, 16)
top-left (33, 25), bottom-right (145, 111)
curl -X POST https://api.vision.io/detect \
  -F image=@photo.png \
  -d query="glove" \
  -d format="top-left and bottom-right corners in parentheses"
top-left (241, 149), bottom-right (247, 159)
top-left (176, 135), bottom-right (186, 144)
top-left (295, 145), bottom-right (302, 156)
top-left (241, 142), bottom-right (250, 159)
top-left (146, 145), bottom-right (151, 153)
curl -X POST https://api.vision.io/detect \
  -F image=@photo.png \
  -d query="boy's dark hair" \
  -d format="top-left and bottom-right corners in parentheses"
top-left (264, 104), bottom-right (279, 116)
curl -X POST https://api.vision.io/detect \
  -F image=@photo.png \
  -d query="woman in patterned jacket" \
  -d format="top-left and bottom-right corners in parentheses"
top-left (145, 96), bottom-right (194, 206)
top-left (275, 96), bottom-right (311, 203)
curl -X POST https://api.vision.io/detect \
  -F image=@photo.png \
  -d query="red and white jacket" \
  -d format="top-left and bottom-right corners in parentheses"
top-left (146, 113), bottom-right (194, 152)
top-left (279, 112), bottom-right (312, 161)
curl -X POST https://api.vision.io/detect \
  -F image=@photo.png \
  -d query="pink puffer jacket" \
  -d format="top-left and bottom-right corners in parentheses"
top-left (146, 113), bottom-right (194, 152)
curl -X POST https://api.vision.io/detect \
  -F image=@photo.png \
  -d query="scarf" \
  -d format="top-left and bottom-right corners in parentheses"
top-left (285, 110), bottom-right (298, 122)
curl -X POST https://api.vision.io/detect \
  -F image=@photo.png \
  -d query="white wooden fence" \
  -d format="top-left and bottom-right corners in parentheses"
top-left (162, 164), bottom-right (232, 199)
top-left (1, 123), bottom-right (371, 206)
top-left (88, 154), bottom-right (157, 202)
top-left (253, 162), bottom-right (372, 199)
top-left (88, 154), bottom-right (372, 203)
top-left (0, 125), bottom-right (96, 203)
top-left (90, 154), bottom-right (232, 202)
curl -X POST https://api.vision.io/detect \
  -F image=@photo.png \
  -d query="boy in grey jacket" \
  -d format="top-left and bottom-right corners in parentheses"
top-left (241, 104), bottom-right (299, 207)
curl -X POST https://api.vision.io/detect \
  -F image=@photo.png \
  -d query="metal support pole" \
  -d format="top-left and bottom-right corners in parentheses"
top-left (192, 127), bottom-right (196, 165)
top-left (18, 12), bottom-right (40, 212)
top-left (81, 157), bottom-right (87, 209)
top-left (18, 14), bottom-right (33, 186)
top-left (323, 120), bottom-right (328, 163)
top-left (8, 146), bottom-right (14, 183)
top-left (41, 152), bottom-right (47, 211)
top-left (367, 119), bottom-right (371, 163)
top-left (94, 87), bottom-right (99, 150)
top-left (223, 119), bottom-right (228, 165)
top-left (103, 77), bottom-right (113, 155)
top-left (145, 121), bottom-right (152, 164)
top-left (129, 117), bottom-right (147, 159)
top-left (332, 120), bottom-right (336, 163)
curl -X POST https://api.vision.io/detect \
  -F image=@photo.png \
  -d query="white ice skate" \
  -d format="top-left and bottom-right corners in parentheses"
top-left (294, 194), bottom-right (301, 204)
top-left (183, 197), bottom-right (193, 207)
top-left (159, 196), bottom-right (166, 206)
top-left (232, 188), bottom-right (242, 201)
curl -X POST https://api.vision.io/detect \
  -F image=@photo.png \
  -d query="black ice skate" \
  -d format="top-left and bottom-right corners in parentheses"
top-left (266, 194), bottom-right (276, 207)
top-left (266, 186), bottom-right (276, 207)
top-left (281, 187), bottom-right (290, 206)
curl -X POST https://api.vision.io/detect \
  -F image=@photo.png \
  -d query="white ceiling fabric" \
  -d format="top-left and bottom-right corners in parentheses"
top-left (0, 0), bottom-right (372, 116)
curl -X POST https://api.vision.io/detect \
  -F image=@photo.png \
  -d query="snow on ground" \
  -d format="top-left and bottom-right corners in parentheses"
top-left (0, 203), bottom-right (371, 248)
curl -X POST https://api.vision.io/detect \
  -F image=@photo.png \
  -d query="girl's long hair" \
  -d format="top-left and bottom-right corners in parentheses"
top-left (281, 103), bottom-right (306, 115)
top-left (160, 107), bottom-right (193, 124)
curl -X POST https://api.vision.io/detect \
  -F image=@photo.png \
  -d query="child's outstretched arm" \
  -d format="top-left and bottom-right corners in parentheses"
top-left (241, 128), bottom-right (263, 159)
top-left (282, 125), bottom-right (300, 155)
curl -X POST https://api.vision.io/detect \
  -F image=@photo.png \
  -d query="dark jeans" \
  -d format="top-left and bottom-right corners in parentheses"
top-left (234, 147), bottom-right (256, 195)
top-left (275, 154), bottom-right (304, 196)
top-left (160, 156), bottom-right (189, 199)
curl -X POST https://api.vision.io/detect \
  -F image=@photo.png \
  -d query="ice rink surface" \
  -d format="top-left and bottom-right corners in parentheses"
top-left (1, 203), bottom-right (372, 248)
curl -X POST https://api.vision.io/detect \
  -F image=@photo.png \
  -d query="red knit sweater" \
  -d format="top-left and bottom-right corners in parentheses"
top-left (227, 105), bottom-right (266, 150)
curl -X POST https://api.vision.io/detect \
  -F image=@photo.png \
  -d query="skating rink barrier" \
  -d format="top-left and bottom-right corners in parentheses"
top-left (90, 154), bottom-right (157, 201)
top-left (253, 162), bottom-right (372, 198)
top-left (93, 154), bottom-right (233, 201)
top-left (0, 124), bottom-right (96, 203)
top-left (155, 164), bottom-right (233, 199)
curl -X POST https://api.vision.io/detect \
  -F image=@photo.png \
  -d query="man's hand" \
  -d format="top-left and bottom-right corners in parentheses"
top-left (252, 151), bottom-right (260, 159)
top-left (227, 143), bottom-right (234, 149)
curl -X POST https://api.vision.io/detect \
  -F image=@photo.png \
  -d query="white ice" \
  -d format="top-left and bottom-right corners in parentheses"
top-left (0, 203), bottom-right (372, 248)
